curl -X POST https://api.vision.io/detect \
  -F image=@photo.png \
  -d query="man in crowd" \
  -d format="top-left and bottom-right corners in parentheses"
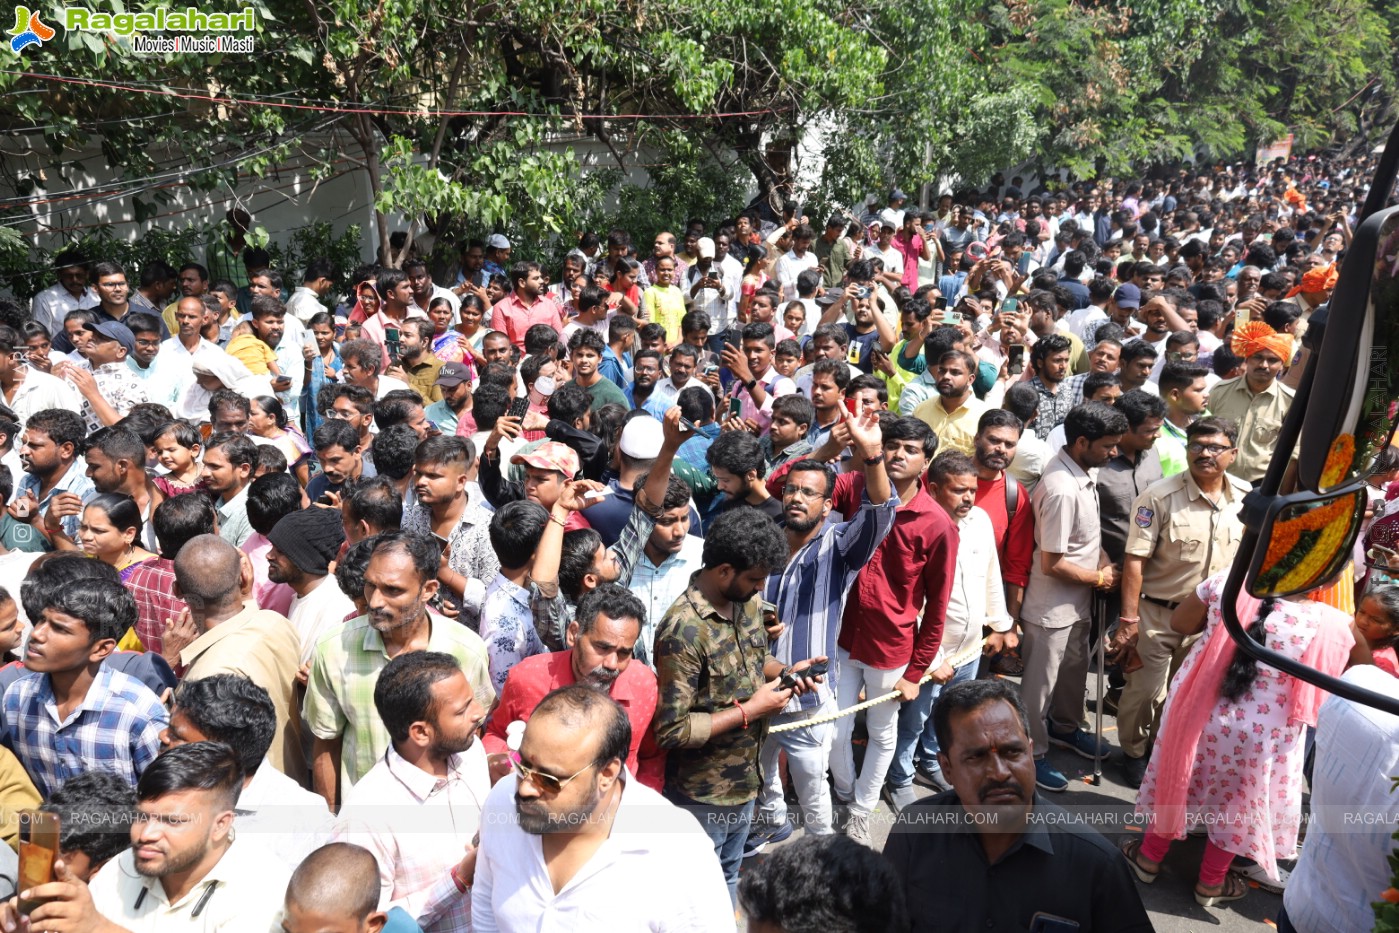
top-left (1114, 417), bottom-right (1248, 786)
top-left (269, 505), bottom-right (354, 662)
top-left (202, 431), bottom-right (258, 547)
top-left (491, 261), bottom-right (563, 350)
top-left (172, 533), bottom-right (305, 778)
top-left (10, 408), bottom-right (93, 544)
top-left (1207, 322), bottom-right (1295, 484)
top-left (304, 531), bottom-right (494, 807)
top-left (1020, 402), bottom-right (1127, 792)
top-left (913, 349), bottom-right (988, 455)
top-left (830, 417), bottom-right (957, 845)
top-left (751, 410), bottom-right (895, 846)
top-left (484, 583), bottom-right (665, 789)
top-left (884, 679), bottom-right (1151, 931)
top-left (472, 686), bottom-right (733, 927)
top-left (336, 651), bottom-right (489, 932)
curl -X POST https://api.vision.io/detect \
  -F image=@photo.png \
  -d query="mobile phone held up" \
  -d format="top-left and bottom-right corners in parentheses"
top-left (1008, 344), bottom-right (1025, 375)
top-left (18, 809), bottom-right (59, 916)
top-left (508, 396), bottom-right (530, 420)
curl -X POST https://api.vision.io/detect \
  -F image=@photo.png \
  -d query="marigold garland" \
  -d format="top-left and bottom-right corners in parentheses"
top-left (1257, 434), bottom-right (1362, 593)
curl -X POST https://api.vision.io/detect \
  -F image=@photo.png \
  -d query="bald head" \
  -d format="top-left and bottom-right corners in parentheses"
top-left (173, 534), bottom-right (242, 609)
top-left (284, 843), bottom-right (381, 928)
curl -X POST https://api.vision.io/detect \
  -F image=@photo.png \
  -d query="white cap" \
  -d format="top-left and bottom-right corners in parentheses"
top-left (619, 415), bottom-right (664, 459)
top-left (486, 233), bottom-right (511, 250)
top-left (696, 237), bottom-right (716, 260)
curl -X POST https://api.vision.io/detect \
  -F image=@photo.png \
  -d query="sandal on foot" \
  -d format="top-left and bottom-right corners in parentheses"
top-left (1195, 871), bottom-right (1248, 907)
top-left (1118, 836), bottom-right (1159, 884)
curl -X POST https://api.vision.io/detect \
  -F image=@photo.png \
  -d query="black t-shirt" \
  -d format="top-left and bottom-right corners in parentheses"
top-left (721, 494), bottom-right (785, 524)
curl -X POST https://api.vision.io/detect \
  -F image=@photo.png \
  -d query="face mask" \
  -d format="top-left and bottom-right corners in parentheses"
top-left (533, 375), bottom-right (556, 397)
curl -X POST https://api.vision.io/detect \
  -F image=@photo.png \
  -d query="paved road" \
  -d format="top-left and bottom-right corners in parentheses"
top-left (744, 677), bottom-right (1288, 931)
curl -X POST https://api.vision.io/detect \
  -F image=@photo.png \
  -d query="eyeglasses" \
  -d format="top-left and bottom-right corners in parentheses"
top-left (782, 484), bottom-right (828, 501)
top-left (1186, 442), bottom-right (1234, 457)
top-left (510, 752), bottom-right (595, 795)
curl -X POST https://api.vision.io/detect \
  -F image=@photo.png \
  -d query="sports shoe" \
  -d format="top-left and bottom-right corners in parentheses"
top-left (882, 783), bottom-right (919, 815)
top-left (742, 818), bottom-right (794, 858)
top-left (1035, 758), bottom-right (1069, 792)
top-left (1121, 754), bottom-right (1148, 789)
top-left (1048, 726), bottom-right (1112, 760)
top-left (915, 763), bottom-right (952, 793)
top-left (1233, 859), bottom-right (1289, 893)
top-left (844, 812), bottom-right (872, 846)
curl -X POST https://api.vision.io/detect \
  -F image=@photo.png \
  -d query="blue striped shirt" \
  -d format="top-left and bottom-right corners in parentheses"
top-left (763, 490), bottom-right (899, 711)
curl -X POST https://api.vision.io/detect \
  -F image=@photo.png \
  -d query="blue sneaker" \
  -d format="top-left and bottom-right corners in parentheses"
top-left (742, 818), bottom-right (794, 858)
top-left (1048, 726), bottom-right (1112, 760)
top-left (1035, 758), bottom-right (1069, 792)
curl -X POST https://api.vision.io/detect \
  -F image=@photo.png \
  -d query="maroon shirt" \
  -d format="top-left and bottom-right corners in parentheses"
top-left (832, 472), bottom-right (958, 681)
top-left (483, 649), bottom-right (666, 791)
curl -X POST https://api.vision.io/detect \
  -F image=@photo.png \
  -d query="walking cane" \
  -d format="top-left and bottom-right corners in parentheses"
top-left (1091, 590), bottom-right (1107, 787)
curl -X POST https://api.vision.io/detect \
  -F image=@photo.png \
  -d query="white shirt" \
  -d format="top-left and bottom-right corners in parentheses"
top-left (235, 759), bottom-right (332, 872)
top-left (1007, 431), bottom-right (1051, 489)
top-left (5, 368), bottom-right (80, 428)
top-left (940, 506), bottom-right (1013, 663)
top-left (286, 286), bottom-right (328, 324)
top-left (337, 742), bottom-right (491, 933)
top-left (1062, 304), bottom-right (1109, 345)
top-left (288, 575), bottom-right (357, 664)
top-left (30, 284), bottom-right (97, 336)
top-left (374, 374), bottom-right (412, 400)
top-left (775, 249), bottom-right (820, 303)
top-left (87, 837), bottom-right (288, 933)
top-left (471, 771), bottom-right (733, 932)
top-left (1284, 666), bottom-right (1399, 933)
top-left (148, 336), bottom-right (222, 407)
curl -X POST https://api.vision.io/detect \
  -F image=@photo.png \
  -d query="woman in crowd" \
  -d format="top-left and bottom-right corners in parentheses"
top-left (301, 310), bottom-right (342, 437)
top-left (1124, 569), bottom-right (1369, 906)
top-left (249, 395), bottom-right (313, 487)
top-left (78, 494), bottom-right (159, 585)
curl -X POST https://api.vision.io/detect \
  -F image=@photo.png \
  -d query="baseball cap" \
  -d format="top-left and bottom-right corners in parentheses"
top-left (435, 361), bottom-right (472, 387)
top-left (619, 416), bottom-right (664, 459)
top-left (889, 189), bottom-right (909, 202)
top-left (486, 233), bottom-right (511, 250)
top-left (1112, 283), bottom-right (1142, 309)
top-left (696, 237), bottom-right (716, 260)
top-left (511, 441), bottom-right (579, 477)
top-left (82, 320), bottom-right (136, 355)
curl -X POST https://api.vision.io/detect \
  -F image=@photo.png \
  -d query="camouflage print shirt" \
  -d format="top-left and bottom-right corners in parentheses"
top-left (653, 575), bottom-right (774, 806)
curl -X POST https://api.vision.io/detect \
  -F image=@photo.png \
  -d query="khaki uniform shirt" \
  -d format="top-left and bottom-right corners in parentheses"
top-left (1207, 376), bottom-right (1295, 483)
top-left (1124, 471), bottom-right (1251, 604)
top-left (1022, 449), bottom-right (1101, 629)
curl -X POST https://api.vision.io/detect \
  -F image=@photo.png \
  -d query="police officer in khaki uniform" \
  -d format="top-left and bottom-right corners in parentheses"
top-left (1114, 416), bottom-right (1250, 787)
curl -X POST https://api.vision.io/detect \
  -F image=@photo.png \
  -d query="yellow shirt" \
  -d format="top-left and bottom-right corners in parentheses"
top-left (226, 333), bottom-right (278, 375)
top-left (912, 394), bottom-right (989, 455)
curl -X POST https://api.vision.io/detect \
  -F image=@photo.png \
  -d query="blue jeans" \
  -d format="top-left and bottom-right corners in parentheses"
top-left (887, 656), bottom-right (979, 788)
top-left (663, 788), bottom-right (754, 904)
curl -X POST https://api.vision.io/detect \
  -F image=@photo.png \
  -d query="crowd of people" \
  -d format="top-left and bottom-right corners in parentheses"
top-left (0, 153), bottom-right (1395, 932)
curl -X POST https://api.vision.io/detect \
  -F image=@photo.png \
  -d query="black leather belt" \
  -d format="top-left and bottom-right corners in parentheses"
top-left (1142, 595), bottom-right (1181, 610)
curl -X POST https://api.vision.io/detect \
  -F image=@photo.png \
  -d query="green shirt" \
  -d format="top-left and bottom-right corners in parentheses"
top-left (1158, 419), bottom-right (1188, 478)
top-left (569, 376), bottom-right (629, 412)
top-left (304, 612), bottom-right (495, 790)
top-left (653, 577), bottom-right (775, 806)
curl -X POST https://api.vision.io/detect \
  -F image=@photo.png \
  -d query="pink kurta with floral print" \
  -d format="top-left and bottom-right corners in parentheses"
top-left (1135, 574), bottom-right (1353, 879)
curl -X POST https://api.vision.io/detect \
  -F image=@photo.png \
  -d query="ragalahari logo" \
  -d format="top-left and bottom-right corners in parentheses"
top-left (9, 5), bottom-right (55, 52)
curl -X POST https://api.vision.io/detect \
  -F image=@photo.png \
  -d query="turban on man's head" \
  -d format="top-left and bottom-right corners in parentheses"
top-left (1286, 264), bottom-right (1338, 298)
top-left (1231, 320), bottom-right (1294, 363)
